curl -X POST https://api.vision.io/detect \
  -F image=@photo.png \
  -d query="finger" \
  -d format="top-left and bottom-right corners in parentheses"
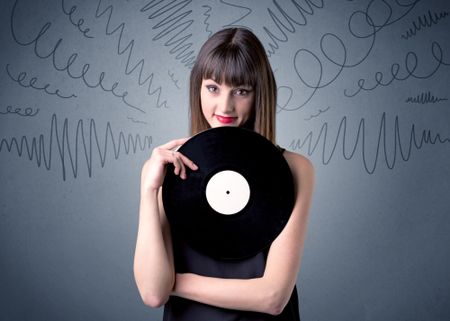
top-left (179, 160), bottom-right (187, 179)
top-left (173, 151), bottom-right (197, 179)
top-left (178, 153), bottom-right (198, 171)
top-left (172, 151), bottom-right (189, 179)
top-left (171, 151), bottom-right (182, 176)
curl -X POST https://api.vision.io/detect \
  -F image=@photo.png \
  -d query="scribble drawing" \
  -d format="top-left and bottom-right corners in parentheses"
top-left (344, 41), bottom-right (449, 98)
top-left (405, 91), bottom-right (448, 104)
top-left (10, 0), bottom-right (156, 113)
top-left (5, 64), bottom-right (77, 99)
top-left (127, 116), bottom-right (148, 124)
top-left (167, 70), bottom-right (181, 89)
top-left (288, 1), bottom-right (419, 109)
top-left (289, 113), bottom-right (450, 174)
top-left (401, 10), bottom-right (449, 40)
top-left (0, 114), bottom-right (152, 181)
top-left (0, 106), bottom-right (39, 117)
top-left (262, 0), bottom-right (324, 57)
top-left (202, 5), bottom-right (213, 37)
top-left (140, 0), bottom-right (197, 68)
top-left (220, 0), bottom-right (252, 28)
top-left (304, 106), bottom-right (330, 121)
top-left (94, 0), bottom-right (169, 108)
top-left (61, 0), bottom-right (94, 39)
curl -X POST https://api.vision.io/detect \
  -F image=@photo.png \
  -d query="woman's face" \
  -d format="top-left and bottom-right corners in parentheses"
top-left (200, 78), bottom-right (255, 128)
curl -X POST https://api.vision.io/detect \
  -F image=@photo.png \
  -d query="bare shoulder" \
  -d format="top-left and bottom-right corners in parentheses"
top-left (282, 150), bottom-right (314, 179)
top-left (282, 151), bottom-right (314, 218)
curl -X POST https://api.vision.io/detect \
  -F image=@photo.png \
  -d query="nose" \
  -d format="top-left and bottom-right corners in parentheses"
top-left (217, 93), bottom-right (234, 114)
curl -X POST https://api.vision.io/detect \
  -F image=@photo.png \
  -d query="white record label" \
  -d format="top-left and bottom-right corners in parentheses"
top-left (205, 170), bottom-right (250, 215)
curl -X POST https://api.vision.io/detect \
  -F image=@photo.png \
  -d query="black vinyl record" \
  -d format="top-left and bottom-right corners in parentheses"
top-left (162, 127), bottom-right (295, 260)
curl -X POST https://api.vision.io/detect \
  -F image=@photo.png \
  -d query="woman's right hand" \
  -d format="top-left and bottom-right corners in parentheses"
top-left (141, 138), bottom-right (198, 193)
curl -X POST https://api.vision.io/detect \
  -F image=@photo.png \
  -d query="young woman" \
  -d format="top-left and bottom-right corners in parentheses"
top-left (134, 28), bottom-right (314, 321)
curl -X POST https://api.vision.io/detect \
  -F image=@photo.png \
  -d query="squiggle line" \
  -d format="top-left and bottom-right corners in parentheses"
top-left (140, 0), bottom-right (196, 68)
top-left (0, 105), bottom-right (39, 117)
top-left (343, 41), bottom-right (449, 98)
top-left (262, 0), bottom-right (324, 57)
top-left (304, 106), bottom-right (330, 121)
top-left (0, 114), bottom-right (152, 181)
top-left (220, 0), bottom-right (252, 28)
top-left (401, 10), bottom-right (449, 40)
top-left (286, 0), bottom-right (420, 110)
top-left (405, 91), bottom-right (448, 104)
top-left (127, 116), bottom-right (148, 124)
top-left (10, 0), bottom-right (147, 112)
top-left (201, 5), bottom-right (213, 38)
top-left (94, 0), bottom-right (169, 108)
top-left (61, 0), bottom-right (94, 39)
top-left (167, 70), bottom-right (181, 89)
top-left (289, 113), bottom-right (450, 174)
top-left (5, 63), bottom-right (77, 99)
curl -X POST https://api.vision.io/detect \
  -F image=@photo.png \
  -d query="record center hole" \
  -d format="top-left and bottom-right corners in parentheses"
top-left (226, 190), bottom-right (230, 195)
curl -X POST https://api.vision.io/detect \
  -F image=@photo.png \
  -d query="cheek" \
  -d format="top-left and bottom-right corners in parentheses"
top-left (242, 98), bottom-right (255, 118)
top-left (200, 91), bottom-right (208, 115)
top-left (200, 89), bottom-right (212, 107)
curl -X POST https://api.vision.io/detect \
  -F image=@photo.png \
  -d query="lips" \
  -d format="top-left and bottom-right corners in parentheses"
top-left (215, 115), bottom-right (236, 124)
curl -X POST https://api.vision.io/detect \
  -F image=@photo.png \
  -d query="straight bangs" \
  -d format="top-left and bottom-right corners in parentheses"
top-left (201, 46), bottom-right (258, 87)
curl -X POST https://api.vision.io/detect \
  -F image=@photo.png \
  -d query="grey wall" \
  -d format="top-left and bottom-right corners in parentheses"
top-left (1, 0), bottom-right (449, 320)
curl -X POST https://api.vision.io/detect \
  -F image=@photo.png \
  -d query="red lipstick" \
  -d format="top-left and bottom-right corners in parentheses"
top-left (216, 115), bottom-right (236, 124)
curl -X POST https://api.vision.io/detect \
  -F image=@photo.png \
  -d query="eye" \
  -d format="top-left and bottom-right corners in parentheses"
top-left (206, 85), bottom-right (218, 93)
top-left (234, 88), bottom-right (251, 96)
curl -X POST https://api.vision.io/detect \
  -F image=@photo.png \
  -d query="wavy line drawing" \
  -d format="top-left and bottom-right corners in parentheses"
top-left (139, 0), bottom-right (196, 68)
top-left (262, 0), bottom-right (324, 57)
top-left (127, 116), bottom-right (148, 124)
top-left (201, 4), bottom-right (213, 38)
top-left (286, 0), bottom-right (419, 110)
top-left (405, 91), bottom-right (448, 104)
top-left (304, 106), bottom-right (330, 121)
top-left (94, 0), bottom-right (170, 108)
top-left (0, 114), bottom-right (152, 181)
top-left (289, 112), bottom-right (450, 174)
top-left (401, 10), bottom-right (449, 40)
top-left (0, 105), bottom-right (40, 117)
top-left (61, 0), bottom-right (94, 39)
top-left (10, 0), bottom-right (150, 113)
top-left (344, 41), bottom-right (449, 98)
top-left (168, 69), bottom-right (181, 89)
top-left (220, 0), bottom-right (252, 28)
top-left (5, 63), bottom-right (77, 99)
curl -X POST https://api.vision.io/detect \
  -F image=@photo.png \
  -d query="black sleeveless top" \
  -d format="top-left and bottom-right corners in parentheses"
top-left (163, 146), bottom-right (301, 321)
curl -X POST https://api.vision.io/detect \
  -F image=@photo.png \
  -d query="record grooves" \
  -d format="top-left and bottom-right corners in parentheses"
top-left (162, 127), bottom-right (295, 260)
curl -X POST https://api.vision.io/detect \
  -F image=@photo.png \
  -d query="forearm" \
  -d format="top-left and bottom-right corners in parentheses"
top-left (134, 189), bottom-right (174, 307)
top-left (173, 273), bottom-right (290, 315)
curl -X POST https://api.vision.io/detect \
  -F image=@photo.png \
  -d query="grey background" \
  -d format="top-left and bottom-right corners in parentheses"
top-left (1, 0), bottom-right (449, 320)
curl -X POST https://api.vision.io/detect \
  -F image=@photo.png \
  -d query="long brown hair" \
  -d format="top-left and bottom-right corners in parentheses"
top-left (189, 28), bottom-right (277, 143)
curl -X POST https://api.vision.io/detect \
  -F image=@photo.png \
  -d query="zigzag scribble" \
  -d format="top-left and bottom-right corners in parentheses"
top-left (401, 10), bottom-right (449, 40)
top-left (289, 113), bottom-right (450, 174)
top-left (0, 114), bottom-right (152, 180)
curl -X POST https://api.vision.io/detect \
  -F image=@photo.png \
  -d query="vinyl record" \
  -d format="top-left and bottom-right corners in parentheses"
top-left (162, 127), bottom-right (295, 260)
